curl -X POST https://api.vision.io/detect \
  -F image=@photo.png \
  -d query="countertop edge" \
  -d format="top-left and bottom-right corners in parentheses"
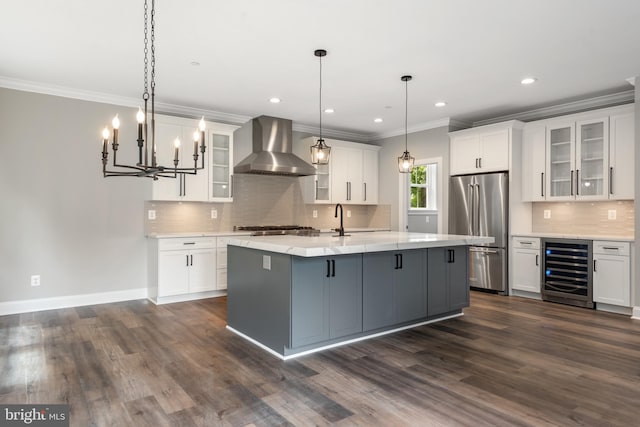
top-left (512, 232), bottom-right (634, 242)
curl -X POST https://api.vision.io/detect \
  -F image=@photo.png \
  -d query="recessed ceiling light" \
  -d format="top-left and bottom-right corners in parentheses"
top-left (269, 97), bottom-right (281, 104)
top-left (324, 108), bottom-right (334, 113)
top-left (373, 118), bottom-right (383, 123)
top-left (521, 77), bottom-right (537, 85)
top-left (435, 101), bottom-right (447, 107)
top-left (190, 61), bottom-right (200, 66)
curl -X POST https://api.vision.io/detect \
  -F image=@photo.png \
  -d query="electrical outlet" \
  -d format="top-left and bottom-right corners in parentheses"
top-left (543, 210), bottom-right (551, 219)
top-left (211, 209), bottom-right (218, 219)
top-left (608, 209), bottom-right (617, 220)
top-left (425, 216), bottom-right (430, 223)
top-left (31, 275), bottom-right (40, 287)
top-left (312, 210), bottom-right (318, 218)
top-left (347, 210), bottom-right (351, 218)
top-left (262, 255), bottom-right (271, 270)
top-left (148, 209), bottom-right (156, 220)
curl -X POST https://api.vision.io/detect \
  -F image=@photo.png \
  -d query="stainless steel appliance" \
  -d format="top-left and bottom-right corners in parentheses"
top-left (541, 238), bottom-right (593, 308)
top-left (235, 225), bottom-right (320, 237)
top-left (449, 172), bottom-right (508, 294)
top-left (234, 116), bottom-right (317, 176)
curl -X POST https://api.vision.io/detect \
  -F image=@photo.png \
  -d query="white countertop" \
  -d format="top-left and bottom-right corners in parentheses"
top-left (513, 232), bottom-right (634, 242)
top-left (226, 231), bottom-right (494, 257)
top-left (147, 231), bottom-right (252, 239)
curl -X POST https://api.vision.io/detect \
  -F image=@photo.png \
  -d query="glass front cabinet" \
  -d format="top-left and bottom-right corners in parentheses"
top-left (208, 124), bottom-right (236, 202)
top-left (545, 117), bottom-right (609, 201)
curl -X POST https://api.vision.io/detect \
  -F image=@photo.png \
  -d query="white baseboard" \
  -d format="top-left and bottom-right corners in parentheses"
top-left (0, 288), bottom-right (148, 316)
top-left (149, 290), bottom-right (226, 305)
top-left (632, 306), bottom-right (640, 320)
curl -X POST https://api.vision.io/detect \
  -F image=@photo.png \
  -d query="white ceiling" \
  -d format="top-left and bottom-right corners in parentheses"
top-left (1, 0), bottom-right (639, 141)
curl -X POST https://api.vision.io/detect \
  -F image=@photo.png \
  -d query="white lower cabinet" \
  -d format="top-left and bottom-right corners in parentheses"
top-left (512, 237), bottom-right (541, 293)
top-left (593, 241), bottom-right (631, 307)
top-left (150, 237), bottom-right (218, 303)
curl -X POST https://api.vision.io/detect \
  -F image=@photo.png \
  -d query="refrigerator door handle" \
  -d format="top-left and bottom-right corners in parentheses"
top-left (468, 184), bottom-right (475, 235)
top-left (474, 183), bottom-right (481, 236)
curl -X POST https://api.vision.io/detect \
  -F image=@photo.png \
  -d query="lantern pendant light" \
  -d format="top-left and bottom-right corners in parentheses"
top-left (310, 49), bottom-right (331, 165)
top-left (398, 75), bottom-right (415, 173)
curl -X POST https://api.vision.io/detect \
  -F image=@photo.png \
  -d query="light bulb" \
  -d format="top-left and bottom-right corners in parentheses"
top-left (199, 116), bottom-right (206, 131)
top-left (403, 160), bottom-right (410, 169)
top-left (318, 151), bottom-right (325, 159)
top-left (112, 114), bottom-right (120, 129)
top-left (102, 127), bottom-right (110, 139)
top-left (193, 130), bottom-right (200, 142)
top-left (174, 138), bottom-right (181, 148)
top-left (136, 108), bottom-right (145, 123)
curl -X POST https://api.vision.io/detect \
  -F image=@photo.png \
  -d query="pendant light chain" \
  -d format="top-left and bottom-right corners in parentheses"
top-left (404, 76), bottom-right (408, 152)
top-left (318, 52), bottom-right (323, 141)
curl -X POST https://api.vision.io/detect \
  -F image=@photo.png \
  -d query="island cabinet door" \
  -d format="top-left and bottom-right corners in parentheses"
top-left (427, 247), bottom-right (469, 316)
top-left (394, 249), bottom-right (427, 323)
top-left (363, 250), bottom-right (426, 330)
top-left (362, 252), bottom-right (395, 330)
top-left (291, 258), bottom-right (330, 348)
top-left (291, 255), bottom-right (362, 348)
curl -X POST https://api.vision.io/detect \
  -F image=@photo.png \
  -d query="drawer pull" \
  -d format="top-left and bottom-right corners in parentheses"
top-left (519, 241), bottom-right (533, 245)
top-left (183, 242), bottom-right (196, 245)
top-left (602, 246), bottom-right (620, 250)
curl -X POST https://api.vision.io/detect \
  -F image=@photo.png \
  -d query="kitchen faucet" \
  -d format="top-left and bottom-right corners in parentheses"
top-left (334, 203), bottom-right (345, 237)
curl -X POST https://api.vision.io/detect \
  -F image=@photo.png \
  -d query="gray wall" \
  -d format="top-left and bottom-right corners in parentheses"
top-left (372, 126), bottom-right (451, 231)
top-left (0, 88), bottom-right (150, 303)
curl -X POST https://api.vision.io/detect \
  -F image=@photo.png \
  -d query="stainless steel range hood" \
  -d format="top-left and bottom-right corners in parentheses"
top-left (234, 115), bottom-right (316, 176)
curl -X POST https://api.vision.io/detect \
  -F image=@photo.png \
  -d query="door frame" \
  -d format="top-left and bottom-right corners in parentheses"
top-left (398, 157), bottom-right (443, 233)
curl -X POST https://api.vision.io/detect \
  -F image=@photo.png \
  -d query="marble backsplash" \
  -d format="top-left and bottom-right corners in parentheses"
top-left (144, 174), bottom-right (391, 234)
top-left (532, 200), bottom-right (634, 237)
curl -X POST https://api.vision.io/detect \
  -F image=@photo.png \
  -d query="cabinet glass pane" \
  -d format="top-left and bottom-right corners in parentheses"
top-left (549, 127), bottom-right (572, 197)
top-left (210, 133), bottom-right (230, 198)
top-left (314, 163), bottom-right (330, 202)
top-left (579, 122), bottom-right (604, 197)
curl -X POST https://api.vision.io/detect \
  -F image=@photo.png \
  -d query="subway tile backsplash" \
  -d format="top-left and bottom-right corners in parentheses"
top-left (144, 174), bottom-right (390, 234)
top-left (532, 200), bottom-right (634, 237)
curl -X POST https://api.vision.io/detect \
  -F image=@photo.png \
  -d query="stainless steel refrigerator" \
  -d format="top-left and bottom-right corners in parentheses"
top-left (448, 172), bottom-right (508, 294)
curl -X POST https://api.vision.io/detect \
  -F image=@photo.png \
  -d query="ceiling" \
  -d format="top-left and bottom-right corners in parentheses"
top-left (1, 0), bottom-right (639, 141)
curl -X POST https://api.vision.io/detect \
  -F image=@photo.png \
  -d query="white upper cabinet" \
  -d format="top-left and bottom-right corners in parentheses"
top-left (522, 105), bottom-right (634, 203)
top-left (151, 115), bottom-right (237, 202)
top-left (449, 123), bottom-right (517, 176)
top-left (298, 137), bottom-right (379, 205)
top-left (609, 111), bottom-right (635, 200)
top-left (546, 121), bottom-right (577, 201)
top-left (521, 124), bottom-right (546, 202)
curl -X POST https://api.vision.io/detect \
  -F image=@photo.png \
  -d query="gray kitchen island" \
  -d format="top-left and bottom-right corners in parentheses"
top-left (226, 232), bottom-right (493, 359)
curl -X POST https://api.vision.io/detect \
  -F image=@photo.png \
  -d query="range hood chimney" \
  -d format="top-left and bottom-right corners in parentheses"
top-left (234, 115), bottom-right (317, 176)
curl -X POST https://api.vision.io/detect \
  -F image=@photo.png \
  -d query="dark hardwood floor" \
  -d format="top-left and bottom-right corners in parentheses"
top-left (1, 292), bottom-right (639, 426)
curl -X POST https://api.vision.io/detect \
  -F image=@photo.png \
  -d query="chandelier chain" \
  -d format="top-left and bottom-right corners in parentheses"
top-left (150, 0), bottom-right (156, 91)
top-left (142, 0), bottom-right (149, 100)
top-left (404, 78), bottom-right (408, 151)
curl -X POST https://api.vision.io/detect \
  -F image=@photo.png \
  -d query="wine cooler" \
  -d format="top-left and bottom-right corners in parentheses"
top-left (541, 238), bottom-right (593, 308)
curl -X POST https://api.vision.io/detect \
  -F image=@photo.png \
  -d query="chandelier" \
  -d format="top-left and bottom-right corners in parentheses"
top-left (100, 0), bottom-right (206, 179)
top-left (310, 49), bottom-right (331, 165)
top-left (398, 75), bottom-right (415, 173)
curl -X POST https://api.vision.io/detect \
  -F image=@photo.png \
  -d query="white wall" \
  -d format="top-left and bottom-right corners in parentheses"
top-left (635, 80), bottom-right (640, 309)
top-left (373, 126), bottom-right (451, 231)
top-left (0, 88), bottom-right (150, 304)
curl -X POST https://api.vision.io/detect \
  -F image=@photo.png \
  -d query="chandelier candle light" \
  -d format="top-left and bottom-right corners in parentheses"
top-left (100, 0), bottom-right (206, 179)
top-left (310, 49), bottom-right (331, 165)
top-left (398, 75), bottom-right (415, 173)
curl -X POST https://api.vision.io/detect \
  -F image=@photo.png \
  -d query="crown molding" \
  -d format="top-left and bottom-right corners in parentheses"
top-left (371, 118), bottom-right (455, 141)
top-left (292, 123), bottom-right (372, 143)
top-left (627, 77), bottom-right (636, 86)
top-left (0, 76), bottom-right (252, 125)
top-left (472, 90), bottom-right (635, 127)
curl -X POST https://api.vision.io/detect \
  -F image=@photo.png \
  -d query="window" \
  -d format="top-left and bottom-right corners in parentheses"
top-left (410, 164), bottom-right (437, 210)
